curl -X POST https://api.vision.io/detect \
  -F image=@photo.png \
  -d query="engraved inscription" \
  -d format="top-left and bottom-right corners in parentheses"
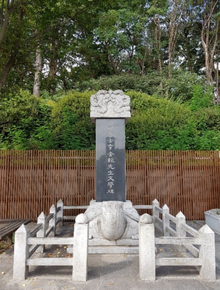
top-left (106, 121), bottom-right (115, 195)
top-left (95, 119), bottom-right (126, 202)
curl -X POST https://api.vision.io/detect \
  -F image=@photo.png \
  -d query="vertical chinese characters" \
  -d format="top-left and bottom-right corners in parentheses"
top-left (106, 121), bottom-right (115, 194)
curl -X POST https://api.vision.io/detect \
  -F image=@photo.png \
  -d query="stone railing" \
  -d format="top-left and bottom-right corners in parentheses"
top-left (13, 199), bottom-right (216, 281)
top-left (140, 200), bottom-right (216, 281)
top-left (13, 201), bottom-right (89, 282)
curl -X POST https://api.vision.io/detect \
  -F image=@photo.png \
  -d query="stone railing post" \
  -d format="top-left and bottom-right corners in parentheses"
top-left (49, 204), bottom-right (57, 236)
top-left (162, 204), bottom-right (169, 236)
top-left (139, 213), bottom-right (155, 281)
top-left (72, 213), bottom-right (89, 281)
top-left (176, 211), bottom-right (186, 253)
top-left (199, 225), bottom-right (216, 280)
top-left (13, 225), bottom-right (30, 280)
top-left (152, 199), bottom-right (159, 223)
top-left (36, 212), bottom-right (46, 253)
top-left (57, 199), bottom-right (64, 226)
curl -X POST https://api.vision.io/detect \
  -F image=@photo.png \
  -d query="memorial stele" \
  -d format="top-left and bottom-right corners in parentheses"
top-left (83, 90), bottom-right (140, 245)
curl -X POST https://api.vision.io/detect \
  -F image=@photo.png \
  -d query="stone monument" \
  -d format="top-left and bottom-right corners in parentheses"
top-left (84, 90), bottom-right (140, 246)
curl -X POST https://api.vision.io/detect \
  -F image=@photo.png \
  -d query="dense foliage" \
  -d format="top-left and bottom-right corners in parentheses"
top-left (1, 89), bottom-right (220, 150)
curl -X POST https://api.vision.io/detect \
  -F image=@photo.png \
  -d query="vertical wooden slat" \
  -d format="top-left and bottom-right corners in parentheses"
top-left (66, 150), bottom-right (69, 206)
top-left (0, 151), bottom-right (2, 218)
top-left (184, 151), bottom-right (187, 218)
top-left (1, 151), bottom-right (4, 218)
top-left (46, 150), bottom-right (49, 213)
top-left (22, 150), bottom-right (25, 219)
top-left (185, 150), bottom-right (188, 219)
top-left (6, 151), bottom-right (10, 218)
top-left (38, 150), bottom-right (41, 214)
top-left (214, 151), bottom-right (218, 208)
top-left (10, 150), bottom-right (14, 219)
top-left (5, 150), bottom-right (8, 219)
top-left (31, 150), bottom-right (33, 220)
top-left (25, 150), bottom-right (29, 219)
top-left (24, 150), bottom-right (27, 220)
top-left (16, 150), bottom-right (19, 219)
top-left (0, 151), bottom-right (3, 218)
top-left (212, 151), bottom-right (215, 209)
top-left (16, 150), bottom-right (18, 219)
top-left (48, 150), bottom-right (51, 211)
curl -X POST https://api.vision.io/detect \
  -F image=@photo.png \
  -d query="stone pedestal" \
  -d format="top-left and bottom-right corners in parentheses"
top-left (84, 200), bottom-right (139, 246)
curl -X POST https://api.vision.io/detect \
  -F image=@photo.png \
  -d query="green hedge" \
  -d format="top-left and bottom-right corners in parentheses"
top-left (0, 89), bottom-right (220, 150)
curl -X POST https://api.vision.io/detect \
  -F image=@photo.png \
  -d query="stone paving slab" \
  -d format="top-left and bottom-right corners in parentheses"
top-left (0, 221), bottom-right (219, 290)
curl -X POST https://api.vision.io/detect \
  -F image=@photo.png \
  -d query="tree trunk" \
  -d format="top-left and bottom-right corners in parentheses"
top-left (0, 55), bottom-right (16, 91)
top-left (214, 47), bottom-right (219, 104)
top-left (0, 0), bottom-right (23, 49)
top-left (184, 29), bottom-right (192, 72)
top-left (168, 0), bottom-right (185, 78)
top-left (201, 0), bottom-right (219, 88)
top-left (47, 41), bottom-right (57, 95)
top-left (0, 1), bottom-right (24, 92)
top-left (168, 1), bottom-right (178, 78)
top-left (158, 21), bottom-right (162, 73)
top-left (0, 7), bottom-right (10, 49)
top-left (106, 42), bottom-right (118, 74)
top-left (33, 41), bottom-right (42, 97)
top-left (154, 15), bottom-right (162, 73)
top-left (141, 47), bottom-right (147, 75)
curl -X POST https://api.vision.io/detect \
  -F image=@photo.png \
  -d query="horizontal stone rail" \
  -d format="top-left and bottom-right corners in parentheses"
top-left (56, 200), bottom-right (90, 224)
top-left (155, 206), bottom-right (163, 214)
top-left (165, 212), bottom-right (177, 223)
top-left (63, 205), bottom-right (89, 221)
top-left (156, 237), bottom-right (201, 245)
top-left (64, 205), bottom-right (89, 210)
top-left (67, 245), bottom-right (139, 255)
top-left (181, 222), bottom-right (200, 238)
top-left (133, 205), bottom-right (153, 210)
top-left (29, 224), bottom-right (42, 237)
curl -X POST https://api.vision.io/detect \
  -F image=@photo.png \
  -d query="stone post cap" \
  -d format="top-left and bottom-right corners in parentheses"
top-left (140, 213), bottom-right (153, 224)
top-left (90, 90), bottom-right (131, 122)
top-left (75, 213), bottom-right (88, 224)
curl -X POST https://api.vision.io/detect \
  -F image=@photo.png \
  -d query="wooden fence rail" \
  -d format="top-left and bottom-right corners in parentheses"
top-left (0, 150), bottom-right (220, 220)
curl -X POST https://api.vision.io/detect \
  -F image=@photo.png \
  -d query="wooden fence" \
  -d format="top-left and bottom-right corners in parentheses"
top-left (0, 150), bottom-right (220, 220)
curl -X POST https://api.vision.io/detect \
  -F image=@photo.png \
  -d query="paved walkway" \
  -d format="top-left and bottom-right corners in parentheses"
top-left (0, 221), bottom-right (219, 290)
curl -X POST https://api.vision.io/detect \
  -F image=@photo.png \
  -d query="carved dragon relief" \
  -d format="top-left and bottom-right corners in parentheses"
top-left (90, 90), bottom-right (131, 121)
